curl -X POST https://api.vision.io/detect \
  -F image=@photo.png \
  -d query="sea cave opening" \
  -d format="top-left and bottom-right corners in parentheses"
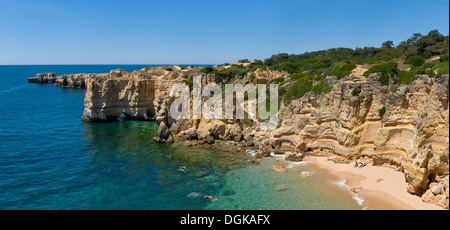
top-left (117, 112), bottom-right (131, 121)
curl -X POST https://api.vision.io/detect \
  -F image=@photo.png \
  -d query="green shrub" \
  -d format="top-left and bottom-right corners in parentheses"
top-left (249, 65), bottom-right (267, 71)
top-left (284, 77), bottom-right (313, 100)
top-left (165, 68), bottom-right (173, 71)
top-left (217, 66), bottom-right (245, 80)
top-left (270, 77), bottom-right (285, 83)
top-left (405, 56), bottom-right (425, 67)
top-left (290, 73), bottom-right (305, 81)
top-left (379, 106), bottom-right (386, 117)
top-left (201, 66), bottom-right (214, 74)
top-left (440, 154), bottom-right (449, 163)
top-left (391, 86), bottom-right (399, 93)
top-left (327, 63), bottom-right (357, 78)
top-left (145, 66), bottom-right (152, 71)
top-left (257, 78), bottom-right (269, 84)
top-left (439, 53), bottom-right (449, 62)
top-left (311, 80), bottom-right (332, 94)
top-left (290, 72), bottom-right (315, 81)
top-left (352, 89), bottom-right (360, 96)
top-left (327, 63), bottom-right (356, 78)
top-left (436, 62), bottom-right (449, 78)
top-left (398, 70), bottom-right (415, 85)
top-left (230, 64), bottom-right (246, 69)
top-left (182, 80), bottom-right (193, 86)
top-left (238, 69), bottom-right (250, 77)
top-left (421, 51), bottom-right (433, 59)
top-left (364, 62), bottom-right (398, 85)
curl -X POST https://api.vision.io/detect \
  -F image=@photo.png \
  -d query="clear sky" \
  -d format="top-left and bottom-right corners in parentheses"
top-left (0, 0), bottom-right (448, 65)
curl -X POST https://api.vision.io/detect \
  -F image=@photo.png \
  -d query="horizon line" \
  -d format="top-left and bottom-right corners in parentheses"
top-left (0, 64), bottom-right (217, 66)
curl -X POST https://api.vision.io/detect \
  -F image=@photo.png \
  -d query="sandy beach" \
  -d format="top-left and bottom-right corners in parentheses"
top-left (303, 156), bottom-right (445, 210)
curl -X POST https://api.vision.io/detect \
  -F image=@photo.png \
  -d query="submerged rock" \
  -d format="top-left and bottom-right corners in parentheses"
top-left (276, 184), bottom-right (289, 191)
top-left (28, 72), bottom-right (56, 84)
top-left (272, 162), bottom-right (287, 172)
top-left (183, 140), bottom-right (197, 147)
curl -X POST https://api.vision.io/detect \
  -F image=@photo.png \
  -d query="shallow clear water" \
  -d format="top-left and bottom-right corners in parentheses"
top-left (0, 65), bottom-right (361, 210)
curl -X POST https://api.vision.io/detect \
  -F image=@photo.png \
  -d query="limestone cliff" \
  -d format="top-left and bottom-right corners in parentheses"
top-left (81, 66), bottom-right (205, 122)
top-left (77, 66), bottom-right (449, 208)
top-left (55, 73), bottom-right (107, 88)
top-left (269, 74), bottom-right (449, 208)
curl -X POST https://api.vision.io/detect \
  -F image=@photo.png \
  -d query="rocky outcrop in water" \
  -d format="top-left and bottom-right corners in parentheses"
top-left (28, 72), bottom-right (56, 84)
top-left (29, 72), bottom-right (106, 89)
top-left (81, 66), bottom-right (205, 122)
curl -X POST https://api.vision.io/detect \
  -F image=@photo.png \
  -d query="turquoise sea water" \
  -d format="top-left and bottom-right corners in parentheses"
top-left (0, 65), bottom-right (361, 210)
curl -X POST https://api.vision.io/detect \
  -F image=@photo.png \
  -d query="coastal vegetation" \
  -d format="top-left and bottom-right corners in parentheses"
top-left (209, 30), bottom-right (449, 101)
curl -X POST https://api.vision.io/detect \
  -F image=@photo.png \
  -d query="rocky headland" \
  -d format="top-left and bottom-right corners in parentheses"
top-left (29, 64), bottom-right (449, 209)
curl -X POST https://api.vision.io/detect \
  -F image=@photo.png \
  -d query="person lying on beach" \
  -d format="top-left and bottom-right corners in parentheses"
top-left (354, 162), bottom-right (367, 168)
top-left (355, 162), bottom-right (367, 168)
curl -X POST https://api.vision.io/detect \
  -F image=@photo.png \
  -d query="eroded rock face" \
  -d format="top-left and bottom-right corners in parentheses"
top-left (77, 66), bottom-right (448, 208)
top-left (81, 66), bottom-right (203, 124)
top-left (55, 73), bottom-right (106, 88)
top-left (153, 121), bottom-right (173, 143)
top-left (82, 77), bottom-right (156, 122)
top-left (272, 74), bottom-right (449, 207)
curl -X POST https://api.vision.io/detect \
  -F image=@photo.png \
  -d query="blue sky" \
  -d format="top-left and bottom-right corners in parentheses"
top-left (0, 0), bottom-right (448, 64)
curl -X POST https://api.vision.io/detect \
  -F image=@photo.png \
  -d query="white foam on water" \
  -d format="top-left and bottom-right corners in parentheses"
top-left (329, 176), bottom-right (365, 206)
top-left (246, 149), bottom-right (257, 157)
top-left (0, 85), bottom-right (27, 94)
top-left (273, 154), bottom-right (286, 159)
top-left (331, 177), bottom-right (348, 189)
top-left (287, 161), bottom-right (310, 169)
top-left (223, 141), bottom-right (235, 147)
top-left (352, 194), bottom-right (365, 206)
top-left (300, 170), bottom-right (315, 176)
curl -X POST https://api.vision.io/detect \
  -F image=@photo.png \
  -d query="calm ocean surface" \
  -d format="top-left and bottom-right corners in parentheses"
top-left (0, 65), bottom-right (361, 210)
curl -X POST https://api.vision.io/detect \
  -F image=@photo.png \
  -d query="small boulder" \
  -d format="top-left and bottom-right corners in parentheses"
top-left (153, 121), bottom-right (173, 143)
top-left (205, 135), bottom-right (215, 144)
top-left (180, 129), bottom-right (197, 140)
top-left (431, 183), bottom-right (444, 196)
top-left (285, 152), bottom-right (304, 162)
top-left (249, 157), bottom-right (259, 164)
top-left (350, 186), bottom-right (364, 194)
top-left (110, 68), bottom-right (127, 77)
